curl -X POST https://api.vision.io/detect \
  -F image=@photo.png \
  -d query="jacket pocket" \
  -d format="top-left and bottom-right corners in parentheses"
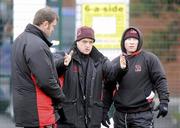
top-left (62, 99), bottom-right (77, 124)
top-left (90, 101), bottom-right (103, 126)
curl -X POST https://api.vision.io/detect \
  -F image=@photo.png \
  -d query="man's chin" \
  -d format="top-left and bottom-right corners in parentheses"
top-left (83, 52), bottom-right (90, 55)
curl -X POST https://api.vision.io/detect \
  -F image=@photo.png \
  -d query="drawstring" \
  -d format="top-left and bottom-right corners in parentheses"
top-left (125, 113), bottom-right (128, 128)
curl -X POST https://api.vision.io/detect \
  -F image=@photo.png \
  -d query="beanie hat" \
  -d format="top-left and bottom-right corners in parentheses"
top-left (75, 26), bottom-right (95, 42)
top-left (124, 28), bottom-right (139, 40)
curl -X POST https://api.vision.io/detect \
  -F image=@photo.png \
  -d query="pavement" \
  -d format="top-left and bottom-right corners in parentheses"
top-left (0, 113), bottom-right (15, 128)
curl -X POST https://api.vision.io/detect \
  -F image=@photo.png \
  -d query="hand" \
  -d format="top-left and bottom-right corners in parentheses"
top-left (58, 107), bottom-right (67, 122)
top-left (102, 113), bottom-right (110, 128)
top-left (64, 50), bottom-right (73, 66)
top-left (119, 55), bottom-right (126, 69)
top-left (154, 103), bottom-right (168, 118)
top-left (146, 91), bottom-right (155, 103)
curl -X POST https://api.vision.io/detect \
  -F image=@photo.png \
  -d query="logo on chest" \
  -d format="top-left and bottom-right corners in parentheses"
top-left (72, 65), bottom-right (79, 72)
top-left (135, 64), bottom-right (142, 72)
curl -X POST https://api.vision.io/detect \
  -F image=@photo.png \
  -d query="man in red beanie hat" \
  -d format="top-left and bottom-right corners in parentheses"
top-left (76, 26), bottom-right (95, 42)
top-left (102, 27), bottom-right (169, 128)
top-left (55, 26), bottom-right (128, 128)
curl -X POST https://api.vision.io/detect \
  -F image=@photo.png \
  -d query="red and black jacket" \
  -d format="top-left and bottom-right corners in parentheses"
top-left (12, 24), bottom-right (65, 127)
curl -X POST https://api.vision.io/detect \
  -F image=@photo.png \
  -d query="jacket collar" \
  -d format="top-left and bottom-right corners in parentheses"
top-left (72, 46), bottom-right (105, 64)
top-left (123, 49), bottom-right (142, 57)
top-left (25, 24), bottom-right (52, 47)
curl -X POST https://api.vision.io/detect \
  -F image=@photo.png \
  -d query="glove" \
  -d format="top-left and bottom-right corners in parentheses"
top-left (154, 102), bottom-right (168, 118)
top-left (53, 102), bottom-right (67, 122)
top-left (58, 107), bottom-right (67, 122)
top-left (102, 112), bottom-right (110, 128)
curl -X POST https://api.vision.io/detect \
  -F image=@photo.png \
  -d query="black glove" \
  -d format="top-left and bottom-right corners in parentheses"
top-left (58, 107), bottom-right (67, 122)
top-left (102, 112), bottom-right (110, 128)
top-left (53, 102), bottom-right (67, 122)
top-left (154, 102), bottom-right (168, 118)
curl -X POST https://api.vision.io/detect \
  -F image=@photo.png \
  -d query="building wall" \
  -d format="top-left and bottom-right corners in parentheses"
top-left (130, 0), bottom-right (180, 96)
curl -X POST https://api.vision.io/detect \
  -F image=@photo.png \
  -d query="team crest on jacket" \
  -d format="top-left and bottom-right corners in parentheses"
top-left (135, 64), bottom-right (141, 72)
top-left (73, 65), bottom-right (79, 72)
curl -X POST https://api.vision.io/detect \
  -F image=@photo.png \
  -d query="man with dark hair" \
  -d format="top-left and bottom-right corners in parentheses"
top-left (33, 7), bottom-right (58, 27)
top-left (102, 27), bottom-right (169, 128)
top-left (55, 26), bottom-right (128, 128)
top-left (11, 7), bottom-right (65, 128)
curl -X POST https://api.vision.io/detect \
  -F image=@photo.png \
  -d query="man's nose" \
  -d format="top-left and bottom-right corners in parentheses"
top-left (85, 42), bottom-right (91, 46)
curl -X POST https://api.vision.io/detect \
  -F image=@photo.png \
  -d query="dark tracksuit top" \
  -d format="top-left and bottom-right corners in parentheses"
top-left (55, 46), bottom-right (127, 128)
top-left (11, 24), bottom-right (65, 127)
top-left (103, 27), bottom-right (169, 113)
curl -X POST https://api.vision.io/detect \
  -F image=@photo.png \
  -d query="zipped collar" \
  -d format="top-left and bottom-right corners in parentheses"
top-left (123, 49), bottom-right (142, 57)
top-left (25, 24), bottom-right (52, 47)
top-left (71, 45), bottom-right (105, 64)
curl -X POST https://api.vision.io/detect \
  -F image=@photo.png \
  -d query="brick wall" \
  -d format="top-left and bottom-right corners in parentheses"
top-left (164, 46), bottom-right (180, 96)
top-left (130, 1), bottom-right (180, 96)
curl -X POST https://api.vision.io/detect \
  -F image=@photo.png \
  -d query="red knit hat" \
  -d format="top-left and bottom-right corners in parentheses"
top-left (75, 26), bottom-right (95, 42)
top-left (124, 28), bottom-right (139, 40)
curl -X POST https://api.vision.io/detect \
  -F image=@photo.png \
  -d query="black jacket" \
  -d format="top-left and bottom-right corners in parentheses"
top-left (12, 24), bottom-right (65, 127)
top-left (103, 27), bottom-right (169, 113)
top-left (56, 46), bottom-right (127, 128)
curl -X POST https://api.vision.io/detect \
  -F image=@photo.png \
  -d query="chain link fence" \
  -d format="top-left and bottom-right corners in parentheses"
top-left (130, 0), bottom-right (180, 127)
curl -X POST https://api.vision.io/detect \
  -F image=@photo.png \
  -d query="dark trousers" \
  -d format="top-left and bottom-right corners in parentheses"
top-left (113, 110), bottom-right (154, 128)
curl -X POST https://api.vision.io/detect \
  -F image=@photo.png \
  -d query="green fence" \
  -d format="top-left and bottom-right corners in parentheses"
top-left (0, 0), bottom-right (12, 114)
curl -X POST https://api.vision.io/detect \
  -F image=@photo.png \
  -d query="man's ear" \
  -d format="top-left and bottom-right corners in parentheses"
top-left (43, 21), bottom-right (49, 28)
top-left (39, 21), bottom-right (49, 31)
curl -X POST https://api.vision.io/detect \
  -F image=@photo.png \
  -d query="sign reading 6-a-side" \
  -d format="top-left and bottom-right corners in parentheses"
top-left (76, 0), bottom-right (129, 49)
